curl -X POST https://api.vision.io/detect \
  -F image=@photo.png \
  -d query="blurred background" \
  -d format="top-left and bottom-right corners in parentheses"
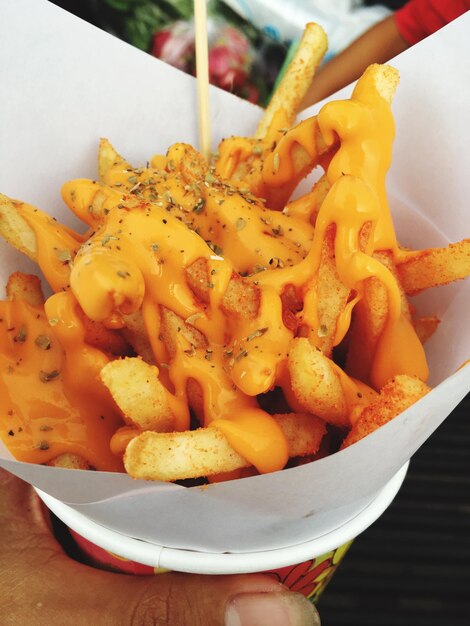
top-left (49, 2), bottom-right (470, 624)
top-left (49, 0), bottom-right (407, 107)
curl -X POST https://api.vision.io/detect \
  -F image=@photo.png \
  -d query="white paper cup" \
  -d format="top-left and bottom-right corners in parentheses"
top-left (35, 461), bottom-right (408, 603)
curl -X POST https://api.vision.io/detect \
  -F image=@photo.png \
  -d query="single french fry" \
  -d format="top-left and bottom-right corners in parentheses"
top-left (186, 377), bottom-right (205, 423)
top-left (310, 224), bottom-right (350, 356)
top-left (346, 251), bottom-right (412, 383)
top-left (288, 338), bottom-right (349, 427)
top-left (0, 193), bottom-right (38, 261)
top-left (100, 357), bottom-right (175, 432)
top-left (255, 23), bottom-right (328, 140)
top-left (397, 240), bottom-right (470, 295)
top-left (413, 315), bottom-right (440, 344)
top-left (98, 137), bottom-right (130, 181)
top-left (124, 412), bottom-right (326, 481)
top-left (160, 307), bottom-right (207, 359)
top-left (47, 453), bottom-right (90, 470)
top-left (185, 258), bottom-right (260, 320)
top-left (341, 375), bottom-right (431, 448)
top-left (353, 63), bottom-right (399, 106)
top-left (285, 174), bottom-right (331, 224)
top-left (0, 193), bottom-right (81, 292)
top-left (61, 178), bottom-right (127, 227)
top-left (121, 311), bottom-right (156, 365)
top-left (261, 116), bottom-right (333, 211)
top-left (277, 412), bottom-right (327, 457)
top-left (125, 427), bottom-right (243, 481)
top-left (6, 272), bottom-right (44, 307)
top-left (78, 312), bottom-right (131, 357)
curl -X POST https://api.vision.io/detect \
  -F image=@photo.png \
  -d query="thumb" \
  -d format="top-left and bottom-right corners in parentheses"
top-left (115, 572), bottom-right (321, 626)
top-left (0, 470), bottom-right (320, 626)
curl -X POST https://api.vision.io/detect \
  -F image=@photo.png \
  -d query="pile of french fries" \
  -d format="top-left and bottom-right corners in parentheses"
top-left (1, 24), bottom-right (469, 483)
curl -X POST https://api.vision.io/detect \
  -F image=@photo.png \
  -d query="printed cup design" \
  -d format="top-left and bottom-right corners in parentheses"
top-left (263, 541), bottom-right (352, 603)
top-left (69, 529), bottom-right (167, 575)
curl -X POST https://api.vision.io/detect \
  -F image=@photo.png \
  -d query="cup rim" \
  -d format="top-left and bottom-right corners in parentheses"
top-left (36, 461), bottom-right (408, 574)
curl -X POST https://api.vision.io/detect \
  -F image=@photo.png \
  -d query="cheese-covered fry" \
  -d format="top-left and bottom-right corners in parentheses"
top-left (396, 240), bottom-right (470, 295)
top-left (6, 272), bottom-right (44, 307)
top-left (100, 357), bottom-right (177, 432)
top-left (124, 413), bottom-right (326, 482)
top-left (255, 23), bottom-right (328, 141)
top-left (341, 375), bottom-right (431, 448)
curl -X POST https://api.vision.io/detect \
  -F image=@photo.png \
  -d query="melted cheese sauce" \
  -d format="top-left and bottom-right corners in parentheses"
top-left (0, 297), bottom-right (123, 470)
top-left (0, 66), bottom-right (429, 475)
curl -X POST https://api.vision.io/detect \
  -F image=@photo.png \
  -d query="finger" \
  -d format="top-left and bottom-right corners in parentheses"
top-left (0, 472), bottom-right (320, 625)
top-left (0, 467), bottom-right (58, 551)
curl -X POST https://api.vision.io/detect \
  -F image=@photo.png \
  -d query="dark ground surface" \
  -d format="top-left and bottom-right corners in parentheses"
top-left (318, 392), bottom-right (470, 626)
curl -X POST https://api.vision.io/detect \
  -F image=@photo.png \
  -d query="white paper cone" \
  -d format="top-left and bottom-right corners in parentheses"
top-left (0, 0), bottom-right (469, 552)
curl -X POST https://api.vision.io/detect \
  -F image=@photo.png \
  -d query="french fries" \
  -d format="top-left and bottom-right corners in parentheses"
top-left (6, 272), bottom-right (44, 307)
top-left (1, 31), bottom-right (469, 485)
top-left (100, 358), bottom-right (176, 432)
top-left (255, 23), bottom-right (328, 141)
top-left (124, 413), bottom-right (326, 482)
top-left (396, 240), bottom-right (470, 295)
top-left (48, 453), bottom-right (90, 471)
top-left (341, 376), bottom-right (431, 448)
top-left (287, 338), bottom-right (349, 428)
top-left (0, 194), bottom-right (38, 262)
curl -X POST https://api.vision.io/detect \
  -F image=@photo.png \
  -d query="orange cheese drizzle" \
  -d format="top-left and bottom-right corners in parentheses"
top-left (248, 73), bottom-right (428, 390)
top-left (3, 71), bottom-right (429, 475)
top-left (66, 194), bottom-right (289, 472)
top-left (262, 116), bottom-right (322, 188)
top-left (215, 108), bottom-right (290, 181)
top-left (215, 136), bottom-right (257, 181)
top-left (0, 296), bottom-right (123, 470)
top-left (15, 203), bottom-right (83, 292)
top-left (64, 142), bottom-right (315, 275)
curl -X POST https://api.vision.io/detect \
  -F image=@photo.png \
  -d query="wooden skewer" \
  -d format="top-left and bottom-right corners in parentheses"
top-left (194, 0), bottom-right (211, 161)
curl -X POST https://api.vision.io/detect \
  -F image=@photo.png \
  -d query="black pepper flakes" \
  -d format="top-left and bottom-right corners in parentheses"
top-left (13, 326), bottom-right (27, 343)
top-left (234, 349), bottom-right (248, 362)
top-left (35, 335), bottom-right (51, 350)
top-left (55, 249), bottom-right (73, 263)
top-left (39, 369), bottom-right (60, 383)
top-left (193, 198), bottom-right (206, 214)
top-left (246, 328), bottom-right (268, 341)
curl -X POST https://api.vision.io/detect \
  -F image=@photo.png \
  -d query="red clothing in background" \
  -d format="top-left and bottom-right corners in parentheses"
top-left (395, 0), bottom-right (470, 44)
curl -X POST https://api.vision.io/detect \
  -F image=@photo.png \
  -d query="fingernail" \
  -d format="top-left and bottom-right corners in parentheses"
top-left (225, 591), bottom-right (321, 626)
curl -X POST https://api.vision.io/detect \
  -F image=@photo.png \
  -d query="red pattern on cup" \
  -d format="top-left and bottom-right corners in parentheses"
top-left (69, 527), bottom-right (352, 603)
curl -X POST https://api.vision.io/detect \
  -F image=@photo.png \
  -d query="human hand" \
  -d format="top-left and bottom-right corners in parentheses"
top-left (0, 469), bottom-right (320, 626)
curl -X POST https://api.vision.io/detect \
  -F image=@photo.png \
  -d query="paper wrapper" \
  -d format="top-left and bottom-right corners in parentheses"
top-left (39, 464), bottom-right (405, 594)
top-left (37, 462), bottom-right (406, 574)
top-left (0, 0), bottom-right (469, 553)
